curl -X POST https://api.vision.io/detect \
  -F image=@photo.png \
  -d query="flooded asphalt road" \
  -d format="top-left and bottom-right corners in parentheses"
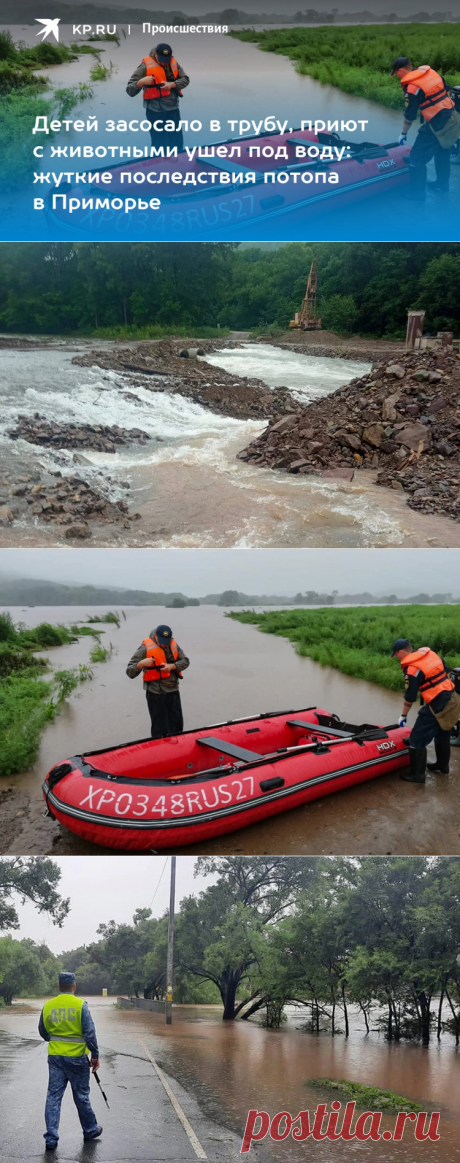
top-left (2, 605), bottom-right (460, 858)
top-left (1, 998), bottom-right (459, 1163)
top-left (0, 999), bottom-right (247, 1163)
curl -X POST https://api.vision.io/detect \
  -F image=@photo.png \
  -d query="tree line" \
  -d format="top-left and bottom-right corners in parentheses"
top-left (0, 242), bottom-right (459, 337)
top-left (2, 856), bottom-right (460, 1046)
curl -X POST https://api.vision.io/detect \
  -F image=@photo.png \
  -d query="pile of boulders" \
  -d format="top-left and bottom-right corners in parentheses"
top-left (7, 414), bottom-right (150, 453)
top-left (73, 341), bottom-right (298, 421)
top-left (237, 349), bottom-right (460, 521)
top-left (0, 470), bottom-right (139, 539)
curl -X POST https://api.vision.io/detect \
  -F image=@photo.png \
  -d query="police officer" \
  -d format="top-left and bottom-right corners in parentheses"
top-left (126, 42), bottom-right (190, 151)
top-left (39, 971), bottom-right (102, 1151)
top-left (391, 638), bottom-right (458, 783)
top-left (126, 623), bottom-right (190, 739)
top-left (391, 56), bottom-right (460, 201)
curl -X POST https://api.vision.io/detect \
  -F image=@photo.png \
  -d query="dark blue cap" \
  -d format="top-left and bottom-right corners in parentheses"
top-left (59, 972), bottom-right (76, 987)
top-left (155, 43), bottom-right (173, 60)
top-left (391, 638), bottom-right (411, 657)
top-left (390, 56), bottom-right (411, 75)
top-left (156, 625), bottom-right (173, 643)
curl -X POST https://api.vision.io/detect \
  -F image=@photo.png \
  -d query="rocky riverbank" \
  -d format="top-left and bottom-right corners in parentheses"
top-left (8, 415), bottom-right (151, 453)
top-left (0, 466), bottom-right (137, 540)
top-left (72, 339), bottom-right (298, 420)
top-left (238, 349), bottom-right (460, 522)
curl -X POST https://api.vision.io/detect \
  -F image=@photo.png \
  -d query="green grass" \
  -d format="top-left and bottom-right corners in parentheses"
top-left (230, 24), bottom-right (460, 111)
top-left (89, 642), bottom-right (115, 664)
top-left (0, 30), bottom-right (99, 191)
top-left (229, 606), bottom-right (460, 693)
top-left (87, 612), bottom-right (120, 626)
top-left (90, 324), bottom-right (231, 339)
top-left (307, 1078), bottom-right (423, 1113)
top-left (0, 665), bottom-right (92, 777)
top-left (89, 60), bottom-right (114, 83)
top-left (0, 83), bottom-right (93, 192)
top-left (0, 612), bottom-right (99, 776)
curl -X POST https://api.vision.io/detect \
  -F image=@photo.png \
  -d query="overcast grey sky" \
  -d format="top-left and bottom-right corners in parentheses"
top-left (13, 857), bottom-right (212, 955)
top-left (1, 548), bottom-right (460, 596)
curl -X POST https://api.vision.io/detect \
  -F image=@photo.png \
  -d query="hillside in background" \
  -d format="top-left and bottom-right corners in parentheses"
top-left (1, 242), bottom-right (460, 338)
top-left (0, 577), bottom-right (458, 606)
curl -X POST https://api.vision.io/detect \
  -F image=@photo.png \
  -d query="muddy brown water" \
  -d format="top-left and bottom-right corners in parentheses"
top-left (2, 999), bottom-right (460, 1163)
top-left (2, 606), bottom-right (460, 857)
top-left (2, 341), bottom-right (460, 551)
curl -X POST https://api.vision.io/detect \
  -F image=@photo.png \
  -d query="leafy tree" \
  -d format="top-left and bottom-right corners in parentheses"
top-left (0, 937), bottom-right (47, 1005)
top-left (0, 857), bottom-right (70, 931)
top-left (176, 857), bottom-right (317, 1019)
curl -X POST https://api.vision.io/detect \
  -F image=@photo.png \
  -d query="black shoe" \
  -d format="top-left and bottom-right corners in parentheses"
top-left (400, 747), bottom-right (426, 783)
top-left (84, 1126), bottom-right (103, 1142)
top-left (426, 180), bottom-right (449, 192)
top-left (45, 1145), bottom-right (57, 1153)
top-left (427, 760), bottom-right (450, 774)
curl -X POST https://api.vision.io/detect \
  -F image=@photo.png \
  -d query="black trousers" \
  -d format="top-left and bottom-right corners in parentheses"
top-left (409, 120), bottom-right (451, 195)
top-left (145, 106), bottom-right (184, 153)
top-left (146, 689), bottom-right (184, 739)
top-left (409, 702), bottom-right (452, 749)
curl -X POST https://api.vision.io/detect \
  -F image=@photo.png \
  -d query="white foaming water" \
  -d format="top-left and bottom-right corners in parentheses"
top-left (0, 348), bottom-right (250, 479)
top-left (202, 343), bottom-right (371, 402)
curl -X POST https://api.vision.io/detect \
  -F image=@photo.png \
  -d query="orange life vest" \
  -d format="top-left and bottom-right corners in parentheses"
top-left (142, 637), bottom-right (179, 682)
top-left (402, 647), bottom-right (454, 704)
top-left (142, 56), bottom-right (180, 101)
top-left (402, 66), bottom-right (454, 123)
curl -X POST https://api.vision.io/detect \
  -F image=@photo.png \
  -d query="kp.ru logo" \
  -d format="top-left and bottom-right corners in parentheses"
top-left (35, 18), bottom-right (61, 42)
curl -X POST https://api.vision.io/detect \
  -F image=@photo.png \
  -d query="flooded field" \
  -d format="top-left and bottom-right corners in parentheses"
top-left (2, 605), bottom-right (459, 857)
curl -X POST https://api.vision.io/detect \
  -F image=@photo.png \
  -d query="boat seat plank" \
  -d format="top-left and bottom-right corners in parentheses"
top-left (286, 719), bottom-right (353, 739)
top-left (197, 736), bottom-right (262, 762)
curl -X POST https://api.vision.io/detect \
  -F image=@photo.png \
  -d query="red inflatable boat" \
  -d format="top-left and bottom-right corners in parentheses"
top-left (43, 707), bottom-right (409, 851)
top-left (46, 126), bottom-right (410, 236)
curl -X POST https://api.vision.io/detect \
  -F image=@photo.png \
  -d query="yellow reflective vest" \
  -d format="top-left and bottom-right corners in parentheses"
top-left (42, 993), bottom-right (88, 1057)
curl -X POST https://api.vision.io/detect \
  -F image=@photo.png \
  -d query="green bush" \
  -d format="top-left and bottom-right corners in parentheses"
top-left (230, 606), bottom-right (460, 692)
top-left (231, 24), bottom-right (460, 110)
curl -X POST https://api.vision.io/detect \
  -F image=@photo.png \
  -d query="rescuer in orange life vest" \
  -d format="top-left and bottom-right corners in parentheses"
top-left (126, 42), bottom-right (190, 152)
top-left (391, 638), bottom-right (460, 784)
top-left (126, 624), bottom-right (190, 739)
top-left (391, 56), bottom-right (460, 201)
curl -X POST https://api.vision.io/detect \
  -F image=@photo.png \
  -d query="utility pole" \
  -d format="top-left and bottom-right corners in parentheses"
top-left (165, 856), bottom-right (176, 1025)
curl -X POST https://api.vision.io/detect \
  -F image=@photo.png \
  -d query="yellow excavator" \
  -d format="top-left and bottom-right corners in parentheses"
top-left (289, 259), bottom-right (322, 330)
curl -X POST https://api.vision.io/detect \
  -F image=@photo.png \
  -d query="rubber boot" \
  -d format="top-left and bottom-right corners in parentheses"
top-left (400, 747), bottom-right (426, 783)
top-left (402, 166), bottom-right (426, 202)
top-left (427, 737), bottom-right (450, 775)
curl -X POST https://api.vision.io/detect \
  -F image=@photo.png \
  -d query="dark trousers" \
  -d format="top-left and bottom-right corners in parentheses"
top-left (145, 106), bottom-right (184, 152)
top-left (409, 702), bottom-right (451, 749)
top-left (146, 689), bottom-right (183, 739)
top-left (409, 121), bottom-right (451, 195)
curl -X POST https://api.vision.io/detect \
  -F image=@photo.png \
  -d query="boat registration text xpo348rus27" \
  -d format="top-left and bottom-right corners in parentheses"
top-left (43, 708), bottom-right (412, 851)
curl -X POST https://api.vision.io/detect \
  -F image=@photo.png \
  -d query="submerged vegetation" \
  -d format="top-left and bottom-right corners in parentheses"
top-left (4, 856), bottom-right (460, 1053)
top-left (308, 1079), bottom-right (423, 1114)
top-left (229, 606), bottom-right (460, 692)
top-left (0, 612), bottom-right (116, 777)
top-left (0, 29), bottom-right (111, 191)
top-left (231, 24), bottom-right (460, 110)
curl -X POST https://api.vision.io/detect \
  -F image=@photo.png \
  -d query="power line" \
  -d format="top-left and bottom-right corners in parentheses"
top-left (148, 855), bottom-right (168, 907)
